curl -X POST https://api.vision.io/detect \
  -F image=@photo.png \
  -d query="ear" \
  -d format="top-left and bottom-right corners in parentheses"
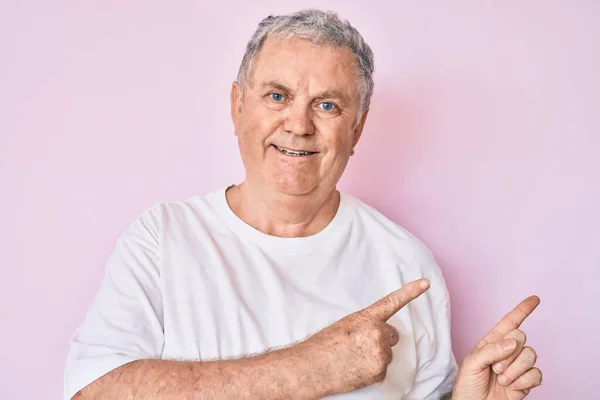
top-left (350, 107), bottom-right (370, 156)
top-left (230, 81), bottom-right (243, 135)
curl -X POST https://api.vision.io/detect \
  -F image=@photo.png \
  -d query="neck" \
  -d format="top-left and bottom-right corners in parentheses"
top-left (225, 182), bottom-right (340, 238)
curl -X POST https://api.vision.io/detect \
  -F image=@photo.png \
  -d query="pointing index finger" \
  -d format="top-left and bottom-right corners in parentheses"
top-left (477, 295), bottom-right (540, 349)
top-left (363, 278), bottom-right (430, 321)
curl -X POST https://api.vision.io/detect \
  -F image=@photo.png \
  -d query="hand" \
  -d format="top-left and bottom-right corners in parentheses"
top-left (452, 296), bottom-right (543, 400)
top-left (297, 278), bottom-right (431, 396)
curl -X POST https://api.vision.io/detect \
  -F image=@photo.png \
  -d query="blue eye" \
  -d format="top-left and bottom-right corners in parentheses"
top-left (320, 102), bottom-right (336, 111)
top-left (270, 93), bottom-right (284, 101)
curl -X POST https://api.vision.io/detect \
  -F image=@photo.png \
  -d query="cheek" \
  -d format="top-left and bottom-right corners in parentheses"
top-left (320, 125), bottom-right (354, 158)
top-left (239, 107), bottom-right (281, 146)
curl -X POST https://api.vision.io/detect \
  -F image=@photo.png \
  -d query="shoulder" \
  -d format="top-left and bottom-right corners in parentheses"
top-left (346, 193), bottom-right (435, 257)
top-left (123, 188), bottom-right (224, 241)
top-left (344, 192), bottom-right (443, 278)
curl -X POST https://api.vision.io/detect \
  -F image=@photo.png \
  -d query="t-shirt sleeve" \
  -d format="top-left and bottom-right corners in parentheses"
top-left (405, 250), bottom-right (458, 400)
top-left (63, 210), bottom-right (164, 400)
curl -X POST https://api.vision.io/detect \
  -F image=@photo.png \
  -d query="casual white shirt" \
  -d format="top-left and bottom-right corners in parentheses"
top-left (64, 186), bottom-right (457, 399)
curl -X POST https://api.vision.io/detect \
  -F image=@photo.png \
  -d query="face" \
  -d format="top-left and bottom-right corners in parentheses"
top-left (230, 37), bottom-right (369, 198)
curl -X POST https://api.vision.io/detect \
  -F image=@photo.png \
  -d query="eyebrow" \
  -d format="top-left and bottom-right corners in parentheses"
top-left (317, 89), bottom-right (350, 104)
top-left (259, 80), bottom-right (293, 95)
top-left (259, 80), bottom-right (350, 104)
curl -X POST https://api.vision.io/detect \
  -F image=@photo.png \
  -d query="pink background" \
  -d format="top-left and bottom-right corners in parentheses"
top-left (1, 1), bottom-right (598, 399)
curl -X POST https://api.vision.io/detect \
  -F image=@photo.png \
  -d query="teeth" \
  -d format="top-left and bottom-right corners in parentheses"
top-left (274, 145), bottom-right (313, 156)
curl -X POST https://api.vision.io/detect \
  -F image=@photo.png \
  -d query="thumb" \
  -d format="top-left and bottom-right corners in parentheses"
top-left (461, 339), bottom-right (519, 375)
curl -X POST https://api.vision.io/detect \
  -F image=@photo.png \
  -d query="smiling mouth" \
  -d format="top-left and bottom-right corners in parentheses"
top-left (272, 144), bottom-right (317, 157)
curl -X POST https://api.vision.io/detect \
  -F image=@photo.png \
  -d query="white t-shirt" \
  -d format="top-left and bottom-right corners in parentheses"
top-left (64, 187), bottom-right (457, 399)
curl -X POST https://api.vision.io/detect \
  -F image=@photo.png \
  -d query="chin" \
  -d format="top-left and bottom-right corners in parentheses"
top-left (266, 175), bottom-right (319, 196)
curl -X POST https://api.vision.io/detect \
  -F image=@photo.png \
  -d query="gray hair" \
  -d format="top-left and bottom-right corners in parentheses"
top-left (236, 9), bottom-right (375, 115)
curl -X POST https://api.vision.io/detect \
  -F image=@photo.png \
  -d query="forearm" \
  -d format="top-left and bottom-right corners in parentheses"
top-left (74, 346), bottom-right (327, 400)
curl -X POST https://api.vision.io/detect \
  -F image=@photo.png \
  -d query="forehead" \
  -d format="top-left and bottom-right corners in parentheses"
top-left (251, 37), bottom-right (359, 99)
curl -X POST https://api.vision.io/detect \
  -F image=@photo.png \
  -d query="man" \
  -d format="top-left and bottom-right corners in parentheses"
top-left (64, 9), bottom-right (542, 400)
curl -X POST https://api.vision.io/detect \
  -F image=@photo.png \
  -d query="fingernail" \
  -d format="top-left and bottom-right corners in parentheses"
top-left (419, 279), bottom-right (430, 289)
top-left (503, 339), bottom-right (517, 351)
top-left (498, 375), bottom-right (508, 385)
top-left (493, 362), bottom-right (504, 374)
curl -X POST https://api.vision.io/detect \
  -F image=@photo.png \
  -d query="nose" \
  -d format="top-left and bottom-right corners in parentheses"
top-left (283, 103), bottom-right (315, 136)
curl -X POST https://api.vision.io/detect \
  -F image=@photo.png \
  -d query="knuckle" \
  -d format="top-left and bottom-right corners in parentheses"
top-left (463, 353), bottom-right (477, 367)
top-left (367, 353), bottom-right (388, 379)
top-left (374, 345), bottom-right (388, 362)
top-left (364, 328), bottom-right (382, 346)
top-left (372, 326), bottom-right (385, 341)
top-left (386, 348), bottom-right (393, 364)
top-left (385, 295), bottom-right (402, 311)
top-left (496, 340), bottom-right (510, 353)
top-left (475, 338), bottom-right (488, 350)
top-left (513, 329), bottom-right (527, 343)
top-left (522, 346), bottom-right (537, 365)
top-left (373, 369), bottom-right (387, 383)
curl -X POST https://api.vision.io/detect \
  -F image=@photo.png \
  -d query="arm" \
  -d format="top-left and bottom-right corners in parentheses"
top-left (74, 347), bottom-right (326, 400)
top-left (64, 208), bottom-right (329, 400)
top-left (73, 277), bottom-right (435, 400)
